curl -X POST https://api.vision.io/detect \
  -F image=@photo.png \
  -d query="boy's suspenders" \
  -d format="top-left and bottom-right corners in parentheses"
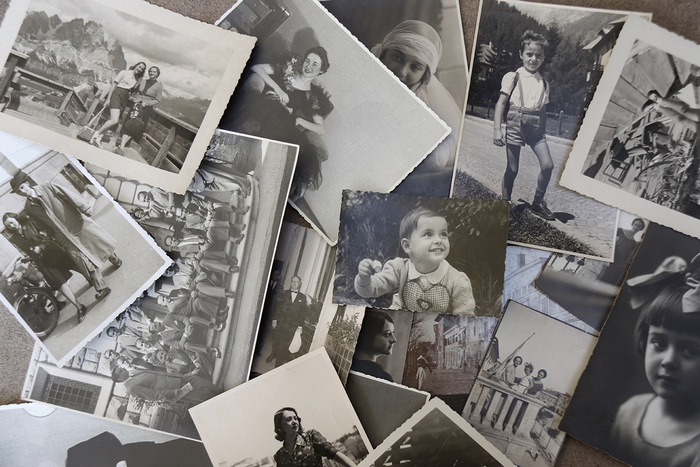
top-left (514, 73), bottom-right (548, 111)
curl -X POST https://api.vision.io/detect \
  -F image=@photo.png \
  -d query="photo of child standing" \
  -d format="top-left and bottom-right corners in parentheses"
top-left (493, 31), bottom-right (554, 221)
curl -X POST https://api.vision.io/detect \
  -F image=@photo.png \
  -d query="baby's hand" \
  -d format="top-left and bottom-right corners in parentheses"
top-left (358, 259), bottom-right (382, 281)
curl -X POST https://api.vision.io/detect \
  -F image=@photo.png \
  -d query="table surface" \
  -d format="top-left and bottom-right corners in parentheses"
top-left (1, 1), bottom-right (698, 466)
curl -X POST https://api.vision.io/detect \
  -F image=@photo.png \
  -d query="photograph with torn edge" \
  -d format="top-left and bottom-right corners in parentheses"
top-left (401, 312), bottom-right (498, 396)
top-left (345, 370), bottom-right (430, 449)
top-left (333, 190), bottom-right (509, 317)
top-left (534, 212), bottom-right (647, 332)
top-left (559, 15), bottom-right (700, 241)
top-left (190, 349), bottom-right (371, 467)
top-left (0, 403), bottom-right (212, 467)
top-left (462, 300), bottom-right (597, 467)
top-left (251, 221), bottom-right (365, 383)
top-left (560, 222), bottom-right (700, 467)
top-left (0, 133), bottom-right (170, 366)
top-left (451, 0), bottom-right (652, 259)
top-left (217, 0), bottom-right (449, 244)
top-left (322, 0), bottom-right (469, 198)
top-left (358, 397), bottom-right (516, 467)
top-left (86, 129), bottom-right (299, 390)
top-left (0, 0), bottom-right (255, 193)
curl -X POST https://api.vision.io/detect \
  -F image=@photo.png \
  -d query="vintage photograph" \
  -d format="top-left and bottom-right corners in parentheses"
top-left (190, 349), bottom-right (371, 467)
top-left (345, 370), bottom-right (430, 448)
top-left (217, 0), bottom-right (450, 244)
top-left (0, 133), bottom-right (169, 366)
top-left (358, 397), bottom-right (515, 467)
top-left (251, 221), bottom-right (365, 382)
top-left (560, 223), bottom-right (700, 467)
top-left (534, 212), bottom-right (646, 331)
top-left (401, 312), bottom-right (498, 396)
top-left (322, 0), bottom-right (469, 197)
top-left (334, 190), bottom-right (509, 317)
top-left (0, 403), bottom-right (212, 466)
top-left (462, 300), bottom-right (597, 467)
top-left (560, 16), bottom-right (700, 241)
top-left (451, 0), bottom-right (652, 259)
top-left (0, 0), bottom-right (255, 193)
top-left (87, 129), bottom-right (298, 389)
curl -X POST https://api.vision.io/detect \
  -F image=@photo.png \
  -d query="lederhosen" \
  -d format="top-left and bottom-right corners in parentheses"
top-left (505, 73), bottom-right (549, 147)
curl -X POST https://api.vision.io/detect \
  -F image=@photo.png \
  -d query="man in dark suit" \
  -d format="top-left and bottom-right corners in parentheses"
top-left (266, 275), bottom-right (313, 367)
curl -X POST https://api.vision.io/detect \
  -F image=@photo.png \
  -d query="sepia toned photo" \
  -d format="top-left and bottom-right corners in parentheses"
top-left (560, 16), bottom-right (700, 241)
top-left (358, 397), bottom-right (515, 467)
top-left (334, 191), bottom-right (509, 317)
top-left (0, 132), bottom-right (170, 366)
top-left (217, 0), bottom-right (449, 244)
top-left (462, 301), bottom-right (596, 467)
top-left (191, 349), bottom-right (371, 467)
top-left (323, 0), bottom-right (469, 197)
top-left (560, 223), bottom-right (700, 467)
top-left (0, 0), bottom-right (255, 193)
top-left (87, 129), bottom-right (299, 389)
top-left (451, 0), bottom-right (651, 259)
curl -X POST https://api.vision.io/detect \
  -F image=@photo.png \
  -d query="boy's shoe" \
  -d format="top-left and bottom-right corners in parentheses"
top-left (531, 199), bottom-right (555, 221)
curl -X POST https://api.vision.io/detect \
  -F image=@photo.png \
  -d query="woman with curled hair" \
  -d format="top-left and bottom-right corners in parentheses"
top-left (350, 309), bottom-right (397, 382)
top-left (273, 407), bottom-right (357, 467)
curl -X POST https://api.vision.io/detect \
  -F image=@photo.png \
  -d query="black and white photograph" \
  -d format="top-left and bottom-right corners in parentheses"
top-left (0, 0), bottom-right (255, 193)
top-left (0, 133), bottom-right (169, 366)
top-left (401, 312), bottom-right (498, 396)
top-left (216, 0), bottom-right (450, 244)
top-left (462, 300), bottom-right (596, 467)
top-left (333, 190), bottom-right (509, 317)
top-left (350, 308), bottom-right (414, 384)
top-left (534, 212), bottom-right (646, 331)
top-left (560, 223), bottom-right (700, 467)
top-left (0, 403), bottom-right (213, 466)
top-left (190, 349), bottom-right (371, 467)
top-left (251, 221), bottom-right (365, 382)
top-left (358, 397), bottom-right (515, 467)
top-left (87, 129), bottom-right (298, 390)
top-left (560, 16), bottom-right (700, 241)
top-left (345, 370), bottom-right (430, 448)
top-left (451, 0), bottom-right (651, 259)
top-left (322, 0), bottom-right (469, 197)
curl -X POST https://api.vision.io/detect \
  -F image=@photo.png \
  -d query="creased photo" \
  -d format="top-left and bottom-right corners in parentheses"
top-left (190, 349), bottom-right (371, 467)
top-left (323, 0), bottom-right (469, 197)
top-left (462, 301), bottom-right (596, 467)
top-left (217, 0), bottom-right (449, 244)
top-left (0, 403), bottom-right (212, 467)
top-left (251, 221), bottom-right (364, 383)
top-left (358, 397), bottom-right (516, 467)
top-left (334, 191), bottom-right (508, 317)
top-left (560, 15), bottom-right (700, 241)
top-left (560, 222), bottom-right (700, 467)
top-left (0, 132), bottom-right (170, 366)
top-left (87, 129), bottom-right (298, 389)
top-left (0, 0), bottom-right (256, 193)
top-left (452, 0), bottom-right (651, 259)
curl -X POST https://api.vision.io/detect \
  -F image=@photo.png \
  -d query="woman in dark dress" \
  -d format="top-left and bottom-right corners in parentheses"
top-left (221, 47), bottom-right (334, 201)
top-left (116, 65), bottom-right (163, 154)
top-left (350, 309), bottom-right (396, 382)
top-left (3, 212), bottom-right (87, 318)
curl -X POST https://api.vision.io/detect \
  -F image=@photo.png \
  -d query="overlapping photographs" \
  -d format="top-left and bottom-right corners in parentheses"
top-left (0, 403), bottom-right (212, 466)
top-left (333, 190), bottom-right (508, 317)
top-left (560, 16), bottom-right (700, 241)
top-left (0, 132), bottom-right (170, 366)
top-left (251, 222), bottom-right (365, 383)
top-left (322, 0), bottom-right (469, 197)
top-left (358, 397), bottom-right (515, 467)
top-left (452, 0), bottom-right (651, 259)
top-left (190, 349), bottom-right (371, 466)
top-left (560, 223), bottom-right (700, 467)
top-left (217, 0), bottom-right (450, 244)
top-left (462, 301), bottom-right (597, 467)
top-left (0, 0), bottom-right (256, 193)
top-left (86, 129), bottom-right (298, 389)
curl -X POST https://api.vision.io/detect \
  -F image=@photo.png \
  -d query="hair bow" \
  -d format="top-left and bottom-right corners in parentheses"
top-left (627, 254), bottom-right (700, 313)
